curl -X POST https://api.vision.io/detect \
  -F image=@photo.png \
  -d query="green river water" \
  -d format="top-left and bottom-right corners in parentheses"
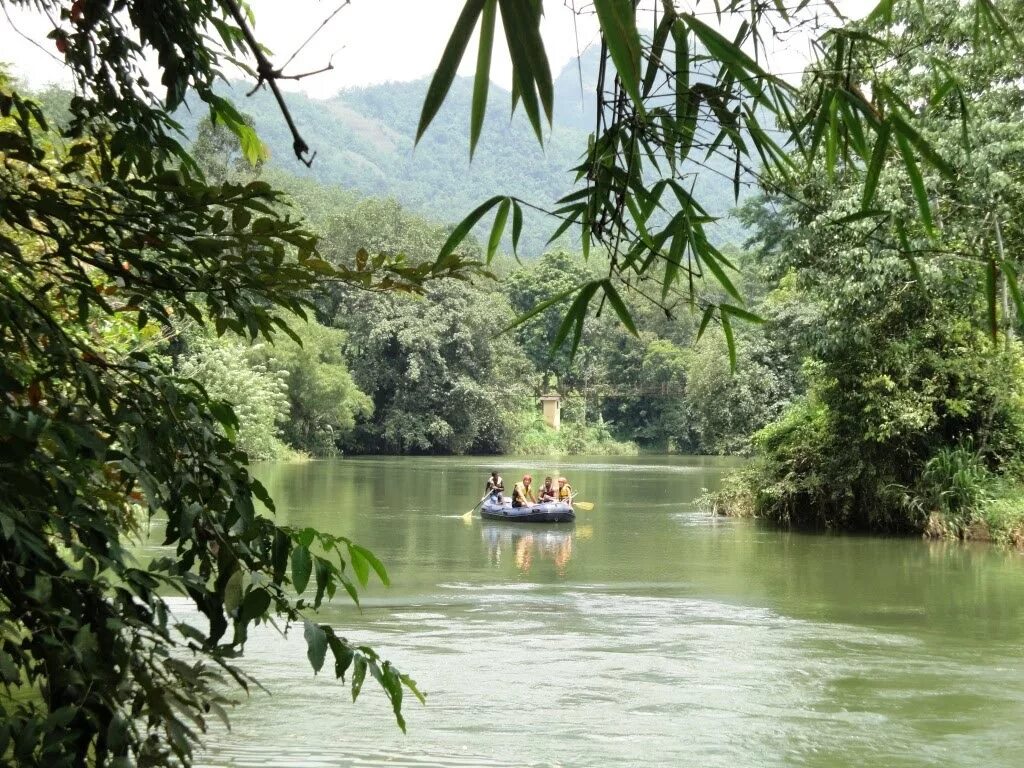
top-left (164, 456), bottom-right (1024, 767)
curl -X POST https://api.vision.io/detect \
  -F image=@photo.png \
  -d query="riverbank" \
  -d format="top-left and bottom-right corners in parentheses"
top-left (701, 467), bottom-right (1024, 551)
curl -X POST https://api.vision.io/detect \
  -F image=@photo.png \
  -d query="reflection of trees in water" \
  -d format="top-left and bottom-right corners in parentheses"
top-left (482, 525), bottom-right (575, 575)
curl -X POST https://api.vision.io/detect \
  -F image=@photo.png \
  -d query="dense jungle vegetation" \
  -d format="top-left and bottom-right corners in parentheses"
top-left (3, 0), bottom-right (1023, 766)
top-left (181, 117), bottom-right (779, 460)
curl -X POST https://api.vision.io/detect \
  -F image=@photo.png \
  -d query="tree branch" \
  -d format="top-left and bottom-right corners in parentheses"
top-left (218, 0), bottom-right (316, 166)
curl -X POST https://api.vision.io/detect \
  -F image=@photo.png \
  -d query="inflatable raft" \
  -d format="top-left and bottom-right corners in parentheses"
top-left (479, 498), bottom-right (575, 523)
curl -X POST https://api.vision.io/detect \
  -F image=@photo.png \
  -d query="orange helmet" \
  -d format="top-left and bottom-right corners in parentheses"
top-left (523, 474), bottom-right (532, 482)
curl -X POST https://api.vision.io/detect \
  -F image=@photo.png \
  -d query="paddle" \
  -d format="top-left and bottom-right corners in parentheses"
top-left (569, 493), bottom-right (594, 511)
top-left (461, 493), bottom-right (489, 521)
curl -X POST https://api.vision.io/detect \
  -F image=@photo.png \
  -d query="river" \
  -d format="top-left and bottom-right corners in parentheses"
top-left (174, 456), bottom-right (1024, 767)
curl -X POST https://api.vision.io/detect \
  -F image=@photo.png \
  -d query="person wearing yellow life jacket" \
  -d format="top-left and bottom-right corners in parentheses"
top-left (511, 475), bottom-right (537, 508)
top-left (557, 476), bottom-right (573, 505)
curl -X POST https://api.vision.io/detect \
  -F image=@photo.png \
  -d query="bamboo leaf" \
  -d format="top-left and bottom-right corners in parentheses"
top-left (663, 229), bottom-right (685, 301)
top-left (673, 21), bottom-right (691, 146)
top-left (643, 7), bottom-right (676, 97)
top-left (417, 0), bottom-right (487, 144)
top-left (487, 198), bottom-right (511, 263)
top-left (498, 284), bottom-right (581, 336)
top-left (470, 0), bottom-right (498, 158)
top-left (862, 119), bottom-right (890, 210)
top-left (1002, 260), bottom-right (1024, 326)
top-left (895, 133), bottom-right (933, 232)
top-left (435, 195), bottom-right (504, 266)
top-left (511, 199), bottom-right (524, 256)
top-left (594, 0), bottom-right (645, 108)
top-left (696, 304), bottom-right (717, 340)
top-left (498, 0), bottom-right (550, 140)
top-left (888, 113), bottom-right (955, 179)
top-left (699, 249), bottom-right (742, 302)
top-left (601, 280), bottom-right (639, 337)
top-left (720, 304), bottom-right (764, 324)
top-left (552, 281), bottom-right (602, 356)
top-left (721, 310), bottom-right (737, 371)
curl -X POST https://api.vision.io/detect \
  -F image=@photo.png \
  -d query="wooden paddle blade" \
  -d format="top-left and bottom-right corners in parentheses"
top-left (461, 509), bottom-right (475, 520)
top-left (573, 501), bottom-right (595, 511)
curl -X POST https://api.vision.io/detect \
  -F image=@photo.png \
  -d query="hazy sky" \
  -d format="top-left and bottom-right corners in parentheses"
top-left (0, 1), bottom-right (866, 98)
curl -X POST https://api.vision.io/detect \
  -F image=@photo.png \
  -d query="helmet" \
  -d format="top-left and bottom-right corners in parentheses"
top-left (523, 474), bottom-right (532, 482)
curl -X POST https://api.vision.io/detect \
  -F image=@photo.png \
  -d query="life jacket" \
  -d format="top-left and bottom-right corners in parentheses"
top-left (539, 483), bottom-right (556, 500)
top-left (486, 475), bottom-right (504, 493)
top-left (512, 482), bottom-right (535, 505)
top-left (557, 484), bottom-right (573, 501)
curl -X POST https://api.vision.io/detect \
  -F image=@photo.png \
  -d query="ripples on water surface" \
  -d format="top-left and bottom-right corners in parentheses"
top-left (170, 456), bottom-right (1024, 768)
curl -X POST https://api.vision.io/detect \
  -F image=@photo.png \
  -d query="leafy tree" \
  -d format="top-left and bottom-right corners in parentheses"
top-left (178, 333), bottom-right (291, 460)
top-left (722, 0), bottom-right (1024, 530)
top-left (414, 0), bottom-right (1018, 367)
top-left (0, 0), bottom-right (493, 760)
top-left (336, 280), bottom-right (534, 454)
top-left (191, 113), bottom-right (262, 185)
top-left (250, 320), bottom-right (372, 456)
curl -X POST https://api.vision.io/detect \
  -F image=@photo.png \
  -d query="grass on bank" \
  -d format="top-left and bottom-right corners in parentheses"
top-left (701, 451), bottom-right (1024, 550)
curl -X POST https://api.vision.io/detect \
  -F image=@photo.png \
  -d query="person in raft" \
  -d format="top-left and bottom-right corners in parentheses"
top-left (511, 474), bottom-right (537, 508)
top-left (538, 476), bottom-right (557, 503)
top-left (485, 471), bottom-right (504, 502)
top-left (557, 476), bottom-right (573, 505)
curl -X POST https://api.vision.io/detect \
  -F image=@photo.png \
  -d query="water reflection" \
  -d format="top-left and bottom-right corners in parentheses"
top-left (481, 523), bottom-right (584, 575)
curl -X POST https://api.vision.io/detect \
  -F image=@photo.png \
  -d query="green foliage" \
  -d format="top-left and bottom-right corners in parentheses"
top-left (682, 330), bottom-right (796, 455)
top-left (708, 0), bottom-right (1024, 535)
top-left (416, 0), bottom-right (1017, 348)
top-left (250, 321), bottom-right (372, 456)
top-left (178, 334), bottom-right (291, 461)
top-left (333, 280), bottom-right (533, 455)
top-left (918, 441), bottom-right (993, 531)
top-left (981, 493), bottom-right (1024, 548)
top-left (502, 394), bottom-right (638, 456)
top-left (0, 4), bottom-right (466, 762)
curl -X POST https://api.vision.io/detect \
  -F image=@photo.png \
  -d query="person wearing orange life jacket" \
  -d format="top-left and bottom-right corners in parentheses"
top-left (557, 476), bottom-right (573, 505)
top-left (538, 476), bottom-right (557, 503)
top-left (511, 475), bottom-right (537, 508)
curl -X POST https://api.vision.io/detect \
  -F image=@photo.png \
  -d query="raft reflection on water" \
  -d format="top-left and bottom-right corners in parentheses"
top-left (481, 524), bottom-right (590, 575)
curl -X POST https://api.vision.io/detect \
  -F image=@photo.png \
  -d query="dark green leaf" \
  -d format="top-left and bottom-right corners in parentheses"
top-left (435, 195), bottom-right (504, 266)
top-left (240, 587), bottom-right (271, 625)
top-left (487, 198), bottom-right (511, 263)
top-left (291, 546), bottom-right (312, 594)
top-left (601, 280), bottom-right (639, 337)
top-left (594, 0), bottom-right (644, 108)
top-left (417, 0), bottom-right (487, 143)
top-left (470, 0), bottom-right (497, 157)
top-left (303, 620), bottom-right (328, 674)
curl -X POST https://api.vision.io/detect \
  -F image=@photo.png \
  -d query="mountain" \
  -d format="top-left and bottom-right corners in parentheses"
top-left (180, 52), bottom-right (748, 256)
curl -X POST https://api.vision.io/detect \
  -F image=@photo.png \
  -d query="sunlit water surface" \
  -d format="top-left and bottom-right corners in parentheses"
top-left (143, 456), bottom-right (1024, 767)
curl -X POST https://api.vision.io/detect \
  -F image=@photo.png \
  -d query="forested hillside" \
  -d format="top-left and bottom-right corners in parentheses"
top-left (178, 48), bottom-right (747, 254)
